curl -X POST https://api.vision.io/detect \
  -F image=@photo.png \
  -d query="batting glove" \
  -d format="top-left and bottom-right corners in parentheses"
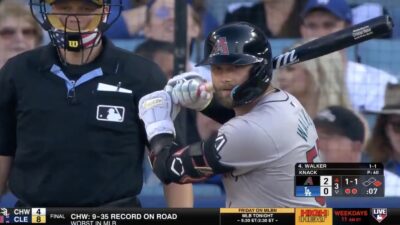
top-left (139, 90), bottom-right (180, 141)
top-left (165, 71), bottom-right (213, 111)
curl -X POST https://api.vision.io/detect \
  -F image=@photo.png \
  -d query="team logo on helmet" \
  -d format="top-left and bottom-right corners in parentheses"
top-left (210, 37), bottom-right (229, 56)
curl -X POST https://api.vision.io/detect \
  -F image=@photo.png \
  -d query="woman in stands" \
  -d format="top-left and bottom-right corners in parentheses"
top-left (366, 84), bottom-right (400, 178)
top-left (277, 41), bottom-right (351, 118)
top-left (0, 0), bottom-right (43, 69)
top-left (224, 0), bottom-right (307, 38)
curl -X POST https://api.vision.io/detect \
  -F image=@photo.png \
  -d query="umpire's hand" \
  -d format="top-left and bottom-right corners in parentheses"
top-left (165, 72), bottom-right (213, 111)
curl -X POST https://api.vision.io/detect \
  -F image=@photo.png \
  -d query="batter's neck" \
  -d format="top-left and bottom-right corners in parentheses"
top-left (234, 86), bottom-right (276, 116)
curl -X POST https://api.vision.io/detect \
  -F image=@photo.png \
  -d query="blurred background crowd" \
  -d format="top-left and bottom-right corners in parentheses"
top-left (0, 0), bottom-right (399, 207)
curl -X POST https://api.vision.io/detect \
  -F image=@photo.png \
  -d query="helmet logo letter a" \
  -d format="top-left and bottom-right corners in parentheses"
top-left (211, 37), bottom-right (229, 56)
top-left (68, 40), bottom-right (79, 48)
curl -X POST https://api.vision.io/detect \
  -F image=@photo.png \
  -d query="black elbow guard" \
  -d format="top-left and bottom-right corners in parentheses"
top-left (149, 133), bottom-right (234, 184)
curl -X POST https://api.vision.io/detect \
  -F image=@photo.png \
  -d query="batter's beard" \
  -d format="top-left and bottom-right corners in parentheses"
top-left (215, 90), bottom-right (234, 108)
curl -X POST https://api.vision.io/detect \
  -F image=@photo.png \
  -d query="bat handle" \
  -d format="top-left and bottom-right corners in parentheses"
top-left (196, 83), bottom-right (214, 98)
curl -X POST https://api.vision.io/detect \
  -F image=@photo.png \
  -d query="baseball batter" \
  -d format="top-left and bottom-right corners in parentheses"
top-left (218, 90), bottom-right (322, 207)
top-left (139, 22), bottom-right (324, 207)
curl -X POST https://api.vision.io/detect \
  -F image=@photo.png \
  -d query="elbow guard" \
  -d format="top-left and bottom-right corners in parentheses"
top-left (149, 133), bottom-right (234, 184)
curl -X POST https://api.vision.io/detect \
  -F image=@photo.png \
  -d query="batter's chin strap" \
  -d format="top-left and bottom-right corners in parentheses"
top-left (149, 133), bottom-right (234, 184)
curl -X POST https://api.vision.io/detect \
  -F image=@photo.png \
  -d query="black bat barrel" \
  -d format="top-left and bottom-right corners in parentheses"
top-left (272, 15), bottom-right (394, 69)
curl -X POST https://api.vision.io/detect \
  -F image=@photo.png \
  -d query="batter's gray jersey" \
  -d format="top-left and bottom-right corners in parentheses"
top-left (216, 90), bottom-right (324, 207)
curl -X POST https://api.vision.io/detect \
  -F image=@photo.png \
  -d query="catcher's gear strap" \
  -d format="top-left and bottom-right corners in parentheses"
top-left (149, 133), bottom-right (234, 184)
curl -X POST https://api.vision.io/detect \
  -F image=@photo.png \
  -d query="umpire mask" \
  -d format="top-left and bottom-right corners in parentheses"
top-left (197, 22), bottom-right (273, 106)
top-left (30, 0), bottom-right (122, 63)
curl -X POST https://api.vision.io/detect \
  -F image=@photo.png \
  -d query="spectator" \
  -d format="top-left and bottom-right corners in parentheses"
top-left (314, 106), bottom-right (400, 196)
top-left (300, 0), bottom-right (398, 112)
top-left (134, 39), bottom-right (175, 79)
top-left (224, 0), bottom-right (308, 38)
top-left (0, 0), bottom-right (43, 68)
top-left (277, 45), bottom-right (350, 118)
top-left (366, 84), bottom-right (400, 177)
top-left (105, 0), bottom-right (146, 39)
top-left (106, 0), bottom-right (218, 39)
top-left (144, 0), bottom-right (200, 44)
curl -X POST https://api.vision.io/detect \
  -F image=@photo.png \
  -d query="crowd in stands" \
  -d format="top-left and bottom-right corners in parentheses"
top-left (1, 0), bottom-right (400, 207)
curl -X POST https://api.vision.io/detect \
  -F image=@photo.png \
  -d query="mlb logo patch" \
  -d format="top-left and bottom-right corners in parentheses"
top-left (371, 208), bottom-right (387, 223)
top-left (96, 105), bottom-right (125, 123)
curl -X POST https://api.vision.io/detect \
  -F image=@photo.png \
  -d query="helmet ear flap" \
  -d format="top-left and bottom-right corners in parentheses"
top-left (231, 61), bottom-right (272, 106)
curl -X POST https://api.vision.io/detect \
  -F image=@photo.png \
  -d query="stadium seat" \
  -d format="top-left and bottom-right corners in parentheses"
top-left (356, 39), bottom-right (400, 76)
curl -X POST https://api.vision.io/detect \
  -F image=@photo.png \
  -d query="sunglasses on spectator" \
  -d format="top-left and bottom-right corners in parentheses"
top-left (0, 27), bottom-right (37, 39)
top-left (388, 120), bottom-right (400, 133)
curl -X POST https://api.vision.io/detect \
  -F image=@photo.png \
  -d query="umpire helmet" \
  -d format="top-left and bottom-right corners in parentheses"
top-left (197, 22), bottom-right (273, 106)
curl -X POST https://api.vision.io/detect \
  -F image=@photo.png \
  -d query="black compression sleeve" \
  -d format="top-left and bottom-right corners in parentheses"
top-left (200, 97), bottom-right (235, 124)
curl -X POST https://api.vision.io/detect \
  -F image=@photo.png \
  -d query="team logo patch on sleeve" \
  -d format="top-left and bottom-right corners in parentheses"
top-left (96, 105), bottom-right (125, 122)
top-left (215, 134), bottom-right (227, 152)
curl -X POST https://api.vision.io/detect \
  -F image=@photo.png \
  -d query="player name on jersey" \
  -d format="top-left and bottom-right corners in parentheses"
top-left (295, 163), bottom-right (384, 197)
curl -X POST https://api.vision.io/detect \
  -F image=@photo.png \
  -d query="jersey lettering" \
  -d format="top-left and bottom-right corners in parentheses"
top-left (306, 142), bottom-right (326, 206)
top-left (297, 109), bottom-right (313, 142)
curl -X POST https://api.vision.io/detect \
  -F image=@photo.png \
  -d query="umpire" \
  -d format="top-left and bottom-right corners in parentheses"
top-left (0, 0), bottom-right (192, 207)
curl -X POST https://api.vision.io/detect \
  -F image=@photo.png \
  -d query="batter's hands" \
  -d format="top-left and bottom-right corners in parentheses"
top-left (165, 72), bottom-right (213, 111)
top-left (139, 90), bottom-right (179, 141)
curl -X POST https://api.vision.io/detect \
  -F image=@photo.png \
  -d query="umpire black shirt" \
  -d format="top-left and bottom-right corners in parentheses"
top-left (0, 38), bottom-right (166, 206)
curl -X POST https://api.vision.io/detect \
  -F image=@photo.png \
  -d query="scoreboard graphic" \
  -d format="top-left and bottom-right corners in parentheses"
top-left (295, 163), bottom-right (384, 197)
top-left (0, 208), bottom-right (399, 225)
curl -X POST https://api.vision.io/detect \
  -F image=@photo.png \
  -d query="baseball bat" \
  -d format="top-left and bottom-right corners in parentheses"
top-left (273, 15), bottom-right (394, 69)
